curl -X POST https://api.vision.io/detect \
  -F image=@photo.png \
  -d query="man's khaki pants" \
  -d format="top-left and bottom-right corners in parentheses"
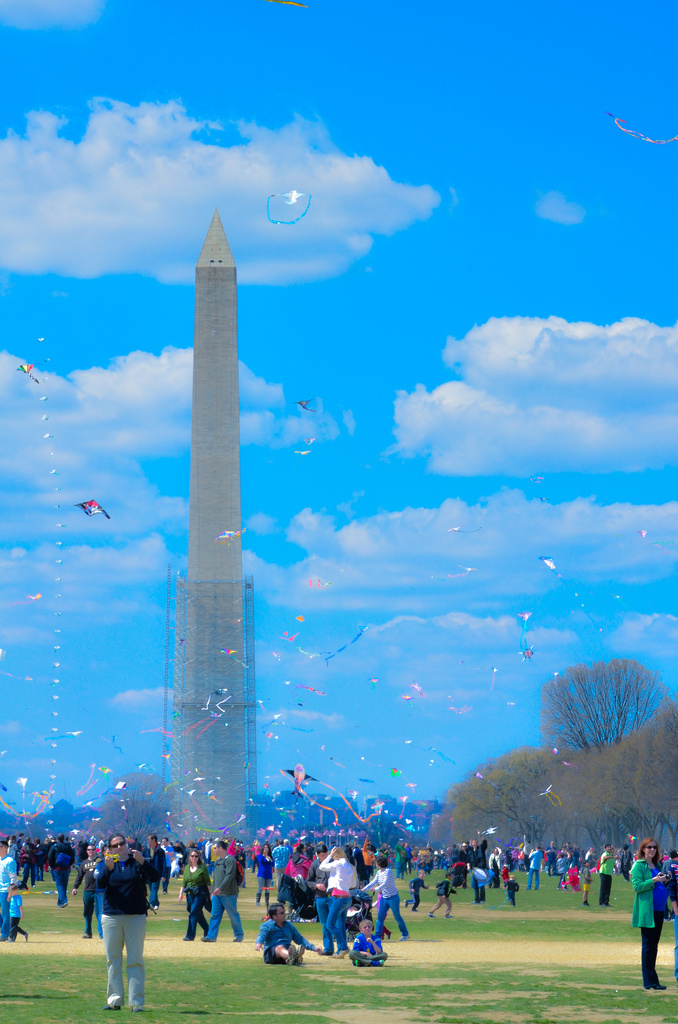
top-left (102, 913), bottom-right (147, 1008)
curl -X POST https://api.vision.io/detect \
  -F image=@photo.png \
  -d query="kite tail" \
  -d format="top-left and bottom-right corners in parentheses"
top-left (300, 788), bottom-right (339, 825)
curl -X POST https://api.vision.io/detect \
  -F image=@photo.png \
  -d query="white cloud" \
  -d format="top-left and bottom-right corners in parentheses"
top-left (342, 409), bottom-right (356, 436)
top-left (244, 490), bottom-right (678, 614)
top-left (0, 0), bottom-right (105, 29)
top-left (109, 687), bottom-right (164, 709)
top-left (392, 315), bottom-right (678, 475)
top-left (0, 99), bottom-right (439, 285)
top-left (535, 190), bottom-right (585, 225)
top-left (246, 512), bottom-right (279, 535)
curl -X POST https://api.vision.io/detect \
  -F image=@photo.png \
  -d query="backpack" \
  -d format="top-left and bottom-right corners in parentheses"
top-left (55, 850), bottom-right (71, 869)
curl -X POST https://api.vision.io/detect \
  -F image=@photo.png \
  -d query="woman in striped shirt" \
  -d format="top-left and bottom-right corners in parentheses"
top-left (364, 856), bottom-right (409, 941)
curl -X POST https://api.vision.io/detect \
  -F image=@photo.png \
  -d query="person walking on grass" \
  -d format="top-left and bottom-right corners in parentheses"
top-left (7, 883), bottom-right (28, 942)
top-left (631, 837), bottom-right (672, 991)
top-left (179, 849), bottom-right (211, 941)
top-left (598, 843), bottom-right (615, 906)
top-left (144, 835), bottom-right (165, 911)
top-left (47, 833), bottom-right (74, 908)
top-left (364, 855), bottom-right (409, 942)
top-left (72, 843), bottom-right (102, 938)
top-left (0, 837), bottom-right (18, 942)
top-left (428, 870), bottom-right (455, 918)
top-left (201, 839), bottom-right (243, 943)
top-left (94, 833), bottom-right (160, 1012)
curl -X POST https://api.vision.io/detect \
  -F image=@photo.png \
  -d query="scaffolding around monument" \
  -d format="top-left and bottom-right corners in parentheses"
top-left (171, 574), bottom-right (257, 835)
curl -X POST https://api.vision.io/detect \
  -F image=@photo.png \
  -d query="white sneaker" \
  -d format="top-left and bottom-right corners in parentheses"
top-left (398, 935), bottom-right (409, 941)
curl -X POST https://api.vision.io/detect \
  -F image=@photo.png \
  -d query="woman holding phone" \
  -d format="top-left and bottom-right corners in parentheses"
top-left (631, 837), bottom-right (671, 990)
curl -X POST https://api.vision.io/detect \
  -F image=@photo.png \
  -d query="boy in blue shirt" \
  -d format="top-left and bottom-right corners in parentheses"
top-left (8, 884), bottom-right (28, 942)
top-left (350, 919), bottom-right (387, 967)
top-left (404, 869), bottom-right (429, 911)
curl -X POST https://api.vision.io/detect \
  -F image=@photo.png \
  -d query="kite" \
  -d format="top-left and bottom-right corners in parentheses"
top-left (294, 450), bottom-right (312, 456)
top-left (522, 646), bottom-right (535, 661)
top-left (17, 364), bottom-right (40, 383)
top-left (480, 827), bottom-right (498, 835)
top-left (539, 556), bottom-right (560, 575)
top-left (539, 784), bottom-right (562, 807)
top-left (296, 399), bottom-right (316, 411)
top-left (401, 695), bottom-right (414, 702)
top-left (282, 764), bottom-right (317, 798)
top-left (449, 704), bottom-right (472, 714)
top-left (606, 111), bottom-right (678, 145)
top-left (263, 0), bottom-right (308, 5)
top-left (12, 594), bottom-right (42, 605)
top-left (295, 615), bottom-right (305, 622)
top-left (448, 526), bottom-right (482, 533)
top-left (308, 577), bottom-right (332, 588)
top-left (321, 625), bottom-right (370, 665)
top-left (518, 612), bottom-right (532, 659)
top-left (267, 192), bottom-right (312, 225)
top-left (390, 768), bottom-right (402, 777)
top-left (75, 500), bottom-right (110, 519)
top-left (359, 778), bottom-right (376, 783)
top-left (216, 528), bottom-right (245, 544)
top-left (410, 683), bottom-right (425, 696)
top-left (296, 685), bottom-right (326, 695)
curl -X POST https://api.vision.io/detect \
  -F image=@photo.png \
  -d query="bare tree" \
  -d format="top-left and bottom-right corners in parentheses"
top-left (541, 659), bottom-right (666, 751)
top-left (97, 773), bottom-right (166, 841)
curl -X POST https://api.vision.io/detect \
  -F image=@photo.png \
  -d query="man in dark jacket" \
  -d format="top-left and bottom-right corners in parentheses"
top-left (94, 833), bottom-right (159, 1012)
top-left (467, 838), bottom-right (488, 905)
top-left (201, 839), bottom-right (244, 943)
top-left (620, 844), bottom-right (633, 881)
top-left (307, 843), bottom-right (333, 955)
top-left (143, 835), bottom-right (165, 910)
top-left (47, 834), bottom-right (75, 908)
top-left (72, 843), bottom-right (102, 938)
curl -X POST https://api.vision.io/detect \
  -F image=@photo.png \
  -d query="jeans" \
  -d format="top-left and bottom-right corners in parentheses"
top-left (472, 877), bottom-right (486, 902)
top-left (95, 892), bottom-right (104, 937)
top-left (315, 895), bottom-right (333, 953)
top-left (395, 862), bottom-right (405, 880)
top-left (375, 893), bottom-right (409, 939)
top-left (599, 873), bottom-right (612, 906)
top-left (161, 869), bottom-right (170, 894)
top-left (102, 914), bottom-right (146, 1009)
top-left (148, 881), bottom-right (160, 909)
top-left (326, 896), bottom-right (351, 951)
top-left (0, 891), bottom-right (10, 938)
top-left (527, 868), bottom-right (540, 890)
top-left (206, 893), bottom-right (243, 941)
top-left (640, 910), bottom-right (664, 987)
top-left (185, 890), bottom-right (209, 940)
top-left (256, 877), bottom-right (272, 907)
top-left (83, 890), bottom-right (100, 935)
top-left (22, 863), bottom-right (37, 887)
top-left (54, 869), bottom-right (70, 906)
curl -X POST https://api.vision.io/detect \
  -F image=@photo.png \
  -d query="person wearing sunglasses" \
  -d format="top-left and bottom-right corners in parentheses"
top-left (94, 834), bottom-right (161, 1012)
top-left (631, 838), bottom-right (671, 990)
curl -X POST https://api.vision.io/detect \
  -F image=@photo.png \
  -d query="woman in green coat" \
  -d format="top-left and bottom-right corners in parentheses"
top-left (179, 849), bottom-right (211, 941)
top-left (630, 837), bottom-right (671, 989)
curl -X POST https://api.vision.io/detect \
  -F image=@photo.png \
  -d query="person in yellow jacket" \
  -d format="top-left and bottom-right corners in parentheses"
top-left (631, 838), bottom-right (671, 990)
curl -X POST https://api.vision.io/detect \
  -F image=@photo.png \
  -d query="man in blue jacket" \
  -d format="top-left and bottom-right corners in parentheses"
top-left (255, 903), bottom-right (322, 964)
top-left (143, 835), bottom-right (165, 910)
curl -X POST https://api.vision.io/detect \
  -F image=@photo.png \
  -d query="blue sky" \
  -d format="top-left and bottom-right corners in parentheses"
top-left (1, 0), bottom-right (678, 822)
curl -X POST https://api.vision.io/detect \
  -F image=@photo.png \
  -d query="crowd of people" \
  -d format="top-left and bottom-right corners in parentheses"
top-left (0, 831), bottom-right (677, 1004)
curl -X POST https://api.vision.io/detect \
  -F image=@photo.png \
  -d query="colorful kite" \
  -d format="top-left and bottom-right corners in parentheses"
top-left (75, 500), bottom-right (111, 519)
top-left (606, 111), bottom-right (678, 144)
top-left (267, 192), bottom-right (312, 225)
top-left (539, 784), bottom-right (562, 807)
top-left (216, 528), bottom-right (245, 543)
top-left (17, 364), bottom-right (39, 383)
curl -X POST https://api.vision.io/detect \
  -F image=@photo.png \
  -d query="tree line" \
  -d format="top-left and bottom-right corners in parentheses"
top-left (440, 658), bottom-right (678, 849)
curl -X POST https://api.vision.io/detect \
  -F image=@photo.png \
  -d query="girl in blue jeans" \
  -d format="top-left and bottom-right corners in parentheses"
top-left (320, 846), bottom-right (358, 957)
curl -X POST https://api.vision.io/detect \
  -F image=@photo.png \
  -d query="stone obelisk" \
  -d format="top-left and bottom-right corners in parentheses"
top-left (172, 211), bottom-right (257, 833)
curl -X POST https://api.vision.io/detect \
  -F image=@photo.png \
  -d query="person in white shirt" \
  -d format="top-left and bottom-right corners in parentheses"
top-left (0, 838), bottom-right (19, 942)
top-left (319, 846), bottom-right (357, 957)
top-left (364, 855), bottom-right (409, 941)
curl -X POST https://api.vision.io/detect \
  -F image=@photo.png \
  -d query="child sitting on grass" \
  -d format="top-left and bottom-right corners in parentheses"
top-left (404, 870), bottom-right (429, 911)
top-left (8, 883), bottom-right (28, 942)
top-left (350, 919), bottom-right (388, 967)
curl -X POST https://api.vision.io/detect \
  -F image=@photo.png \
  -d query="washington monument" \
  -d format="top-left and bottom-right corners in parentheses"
top-left (172, 211), bottom-right (257, 831)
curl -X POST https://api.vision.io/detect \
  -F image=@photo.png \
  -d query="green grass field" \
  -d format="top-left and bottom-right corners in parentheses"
top-left (1, 870), bottom-right (676, 1023)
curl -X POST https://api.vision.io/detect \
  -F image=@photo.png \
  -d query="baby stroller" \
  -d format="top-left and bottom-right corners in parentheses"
top-left (277, 874), bottom-right (317, 922)
top-left (347, 888), bottom-right (391, 940)
top-left (451, 861), bottom-right (467, 888)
